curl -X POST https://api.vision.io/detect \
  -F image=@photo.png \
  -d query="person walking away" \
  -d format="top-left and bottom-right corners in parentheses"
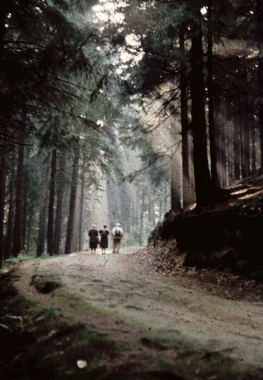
top-left (112, 223), bottom-right (123, 253)
top-left (88, 224), bottom-right (99, 254)
top-left (99, 225), bottom-right (109, 254)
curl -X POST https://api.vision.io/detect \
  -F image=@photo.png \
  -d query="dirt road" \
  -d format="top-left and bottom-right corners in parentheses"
top-left (13, 248), bottom-right (263, 371)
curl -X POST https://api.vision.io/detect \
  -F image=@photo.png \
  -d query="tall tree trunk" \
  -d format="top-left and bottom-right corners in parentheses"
top-left (188, 127), bottom-right (196, 205)
top-left (234, 113), bottom-right (241, 180)
top-left (240, 108), bottom-right (245, 179)
top-left (148, 191), bottom-right (152, 223)
top-left (127, 203), bottom-right (131, 233)
top-left (0, 0), bottom-right (7, 62)
top-left (65, 148), bottom-right (79, 254)
top-left (22, 174), bottom-right (28, 251)
top-left (190, 27), bottom-right (212, 207)
top-left (13, 126), bottom-right (25, 257)
top-left (135, 190), bottom-right (139, 228)
top-left (180, 30), bottom-right (191, 208)
top-left (5, 150), bottom-right (15, 259)
top-left (78, 155), bottom-right (86, 252)
top-left (219, 107), bottom-right (227, 188)
top-left (242, 116), bottom-right (250, 178)
top-left (36, 166), bottom-right (50, 257)
top-left (225, 120), bottom-right (232, 186)
top-left (251, 120), bottom-right (257, 173)
top-left (207, 0), bottom-right (219, 189)
top-left (257, 0), bottom-right (263, 167)
top-left (171, 144), bottom-right (181, 213)
top-left (159, 197), bottom-right (163, 222)
top-left (26, 206), bottom-right (32, 253)
top-left (151, 197), bottom-right (156, 224)
top-left (0, 0), bottom-right (7, 266)
top-left (47, 149), bottom-right (57, 256)
top-left (0, 141), bottom-right (7, 267)
top-left (130, 198), bottom-right (134, 232)
top-left (164, 183), bottom-right (168, 214)
top-left (225, 105), bottom-right (235, 185)
top-left (54, 154), bottom-right (65, 255)
top-left (138, 187), bottom-right (146, 246)
top-left (241, 70), bottom-right (250, 178)
top-left (37, 206), bottom-right (47, 257)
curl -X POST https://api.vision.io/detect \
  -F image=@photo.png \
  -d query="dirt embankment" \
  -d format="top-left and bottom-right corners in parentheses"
top-left (6, 248), bottom-right (263, 379)
top-left (149, 172), bottom-right (263, 278)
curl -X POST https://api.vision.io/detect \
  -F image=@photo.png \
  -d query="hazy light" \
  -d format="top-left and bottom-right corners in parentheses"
top-left (97, 120), bottom-right (104, 127)
top-left (92, 1), bottom-right (127, 24)
top-left (126, 33), bottom-right (141, 47)
top-left (200, 6), bottom-right (207, 15)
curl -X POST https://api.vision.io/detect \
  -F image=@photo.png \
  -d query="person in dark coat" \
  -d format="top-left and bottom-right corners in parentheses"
top-left (88, 224), bottom-right (99, 254)
top-left (99, 225), bottom-right (109, 254)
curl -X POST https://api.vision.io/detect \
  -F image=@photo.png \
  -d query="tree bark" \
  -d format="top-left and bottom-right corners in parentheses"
top-left (54, 153), bottom-right (65, 255)
top-left (234, 111), bottom-right (241, 180)
top-left (188, 126), bottom-right (196, 205)
top-left (5, 150), bottom-right (15, 259)
top-left (36, 165), bottom-right (50, 257)
top-left (159, 197), bottom-right (163, 222)
top-left (240, 105), bottom-right (245, 179)
top-left (180, 29), bottom-right (191, 208)
top-left (190, 26), bottom-right (212, 207)
top-left (207, 0), bottom-right (219, 189)
top-left (22, 173), bottom-right (28, 251)
top-left (47, 149), bottom-right (57, 255)
top-left (78, 155), bottom-right (86, 252)
top-left (65, 148), bottom-right (79, 254)
top-left (251, 119), bottom-right (257, 173)
top-left (148, 191), bottom-right (152, 223)
top-left (164, 183), bottom-right (168, 215)
top-left (171, 143), bottom-right (181, 213)
top-left (241, 70), bottom-right (250, 178)
top-left (257, 0), bottom-right (263, 167)
top-left (13, 126), bottom-right (25, 257)
top-left (220, 122), bottom-right (227, 187)
top-left (242, 116), bottom-right (250, 178)
top-left (0, 141), bottom-right (7, 267)
top-left (138, 187), bottom-right (146, 246)
top-left (0, 0), bottom-right (7, 62)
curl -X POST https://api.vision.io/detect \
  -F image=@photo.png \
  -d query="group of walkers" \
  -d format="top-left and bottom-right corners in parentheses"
top-left (88, 223), bottom-right (124, 254)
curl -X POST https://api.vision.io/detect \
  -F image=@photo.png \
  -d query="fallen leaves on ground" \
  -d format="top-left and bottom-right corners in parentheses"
top-left (131, 243), bottom-right (263, 303)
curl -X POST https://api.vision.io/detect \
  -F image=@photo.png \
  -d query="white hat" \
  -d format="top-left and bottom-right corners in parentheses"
top-left (116, 223), bottom-right (121, 227)
top-left (92, 224), bottom-right (96, 228)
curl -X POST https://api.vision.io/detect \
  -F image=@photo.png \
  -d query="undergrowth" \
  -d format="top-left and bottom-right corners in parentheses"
top-left (3, 251), bottom-right (60, 268)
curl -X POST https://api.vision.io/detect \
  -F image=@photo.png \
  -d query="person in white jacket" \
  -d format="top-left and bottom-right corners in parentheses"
top-left (111, 223), bottom-right (124, 253)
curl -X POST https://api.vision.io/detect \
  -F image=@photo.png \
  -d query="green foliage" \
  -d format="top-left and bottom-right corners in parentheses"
top-left (169, 239), bottom-right (177, 250)
top-left (0, 313), bottom-right (24, 332)
top-left (38, 124), bottom-right (81, 152)
top-left (4, 252), bottom-right (35, 267)
top-left (142, 220), bottom-right (156, 245)
top-left (121, 233), bottom-right (139, 248)
top-left (124, 220), bottom-right (156, 247)
top-left (0, 323), bottom-right (10, 330)
top-left (39, 307), bottom-right (60, 317)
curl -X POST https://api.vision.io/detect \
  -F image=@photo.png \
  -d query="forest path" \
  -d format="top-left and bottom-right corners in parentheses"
top-left (13, 248), bottom-right (263, 370)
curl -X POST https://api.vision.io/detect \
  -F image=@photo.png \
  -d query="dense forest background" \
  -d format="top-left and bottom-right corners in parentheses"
top-left (1, 0), bottom-right (263, 267)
